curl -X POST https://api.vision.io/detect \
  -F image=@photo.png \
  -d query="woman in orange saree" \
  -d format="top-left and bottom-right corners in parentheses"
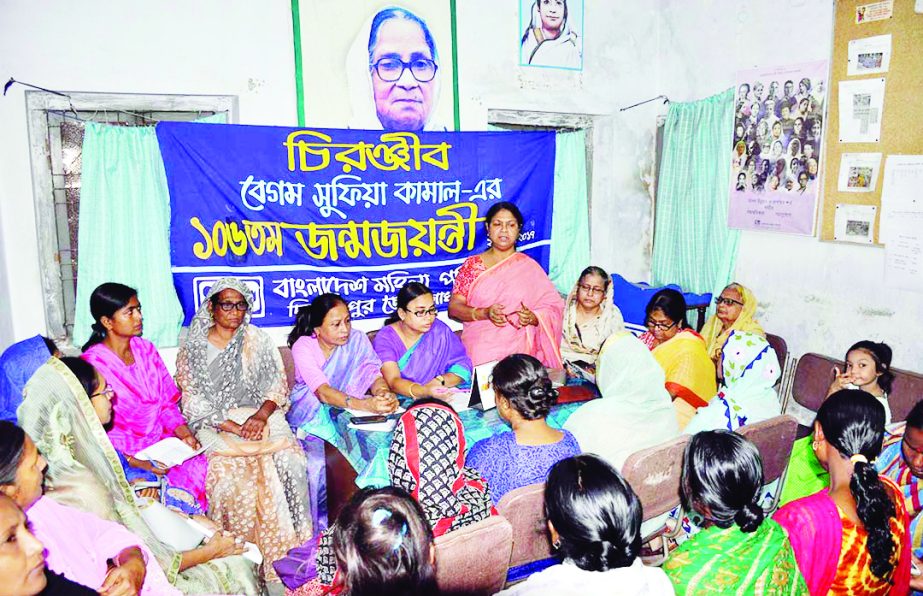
top-left (448, 202), bottom-right (564, 368)
top-left (638, 288), bottom-right (716, 428)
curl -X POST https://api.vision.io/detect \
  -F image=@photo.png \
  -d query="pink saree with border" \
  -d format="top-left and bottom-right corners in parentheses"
top-left (460, 253), bottom-right (564, 368)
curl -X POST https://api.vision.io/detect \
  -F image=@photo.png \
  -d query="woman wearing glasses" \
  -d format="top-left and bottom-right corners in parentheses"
top-left (638, 288), bottom-right (716, 429)
top-left (81, 282), bottom-right (208, 511)
top-left (346, 7), bottom-right (446, 132)
top-left (374, 282), bottom-right (472, 401)
top-left (560, 266), bottom-right (624, 373)
top-left (176, 277), bottom-right (312, 581)
top-left (699, 283), bottom-right (764, 366)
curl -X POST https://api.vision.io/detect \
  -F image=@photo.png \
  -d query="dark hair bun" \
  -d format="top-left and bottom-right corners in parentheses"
top-left (734, 502), bottom-right (764, 534)
top-left (492, 354), bottom-right (556, 421)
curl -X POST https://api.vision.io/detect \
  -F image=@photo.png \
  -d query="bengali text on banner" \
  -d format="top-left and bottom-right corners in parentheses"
top-left (156, 123), bottom-right (556, 325)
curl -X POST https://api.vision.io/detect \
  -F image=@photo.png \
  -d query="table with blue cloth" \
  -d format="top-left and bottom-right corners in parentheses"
top-left (301, 400), bottom-right (585, 519)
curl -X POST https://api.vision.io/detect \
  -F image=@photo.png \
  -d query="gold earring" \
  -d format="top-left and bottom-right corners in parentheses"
top-left (812, 440), bottom-right (819, 450)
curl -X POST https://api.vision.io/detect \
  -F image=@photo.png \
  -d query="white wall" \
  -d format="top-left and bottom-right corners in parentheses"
top-left (655, 0), bottom-right (923, 371)
top-left (456, 1), bottom-right (665, 282)
top-left (0, 0), bottom-right (297, 347)
top-left (2, 1), bottom-right (920, 372)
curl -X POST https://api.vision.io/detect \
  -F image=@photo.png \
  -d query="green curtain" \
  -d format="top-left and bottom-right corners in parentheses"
top-left (652, 88), bottom-right (739, 308)
top-left (485, 126), bottom-right (590, 294)
top-left (73, 123), bottom-right (183, 348)
top-left (549, 129), bottom-right (590, 294)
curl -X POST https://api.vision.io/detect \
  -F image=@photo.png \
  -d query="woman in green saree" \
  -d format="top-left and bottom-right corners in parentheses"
top-left (17, 357), bottom-right (262, 595)
top-left (663, 430), bottom-right (807, 595)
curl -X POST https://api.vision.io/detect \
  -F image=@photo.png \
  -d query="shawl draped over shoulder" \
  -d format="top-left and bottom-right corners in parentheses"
top-left (560, 276), bottom-right (624, 367)
top-left (456, 253), bottom-right (564, 368)
top-left (699, 284), bottom-right (765, 364)
top-left (564, 332), bottom-right (680, 470)
top-left (684, 331), bottom-right (781, 435)
top-left (18, 358), bottom-right (261, 595)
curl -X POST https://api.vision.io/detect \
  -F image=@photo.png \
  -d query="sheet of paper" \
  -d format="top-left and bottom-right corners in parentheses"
top-left (885, 220), bottom-right (923, 293)
top-left (834, 204), bottom-right (877, 243)
top-left (837, 153), bottom-right (882, 193)
top-left (856, 0), bottom-right (894, 23)
top-left (135, 437), bottom-right (205, 468)
top-left (186, 518), bottom-right (263, 566)
top-left (838, 78), bottom-right (885, 143)
top-left (847, 34), bottom-right (892, 76)
top-left (879, 155), bottom-right (923, 243)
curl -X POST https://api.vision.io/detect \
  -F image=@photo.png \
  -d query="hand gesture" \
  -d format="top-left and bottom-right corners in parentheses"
top-left (175, 425), bottom-right (201, 450)
top-left (430, 385), bottom-right (456, 400)
top-left (516, 302), bottom-right (537, 327)
top-left (130, 457), bottom-right (169, 476)
top-left (487, 303), bottom-right (507, 327)
top-left (826, 366), bottom-right (853, 397)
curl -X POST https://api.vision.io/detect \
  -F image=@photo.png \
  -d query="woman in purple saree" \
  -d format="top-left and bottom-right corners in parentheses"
top-left (373, 282), bottom-right (472, 400)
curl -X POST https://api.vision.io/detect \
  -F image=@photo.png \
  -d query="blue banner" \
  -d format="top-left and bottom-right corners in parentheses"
top-left (156, 123), bottom-right (556, 326)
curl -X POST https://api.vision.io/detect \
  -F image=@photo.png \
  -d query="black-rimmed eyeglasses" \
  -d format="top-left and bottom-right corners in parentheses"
top-left (217, 301), bottom-right (249, 312)
top-left (714, 296), bottom-right (744, 307)
top-left (371, 58), bottom-right (438, 83)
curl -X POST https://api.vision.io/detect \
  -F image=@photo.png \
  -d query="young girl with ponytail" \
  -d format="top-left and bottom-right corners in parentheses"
top-left (663, 430), bottom-right (808, 594)
top-left (466, 353), bottom-right (580, 505)
top-left (775, 389), bottom-right (910, 595)
top-left (497, 453), bottom-right (673, 594)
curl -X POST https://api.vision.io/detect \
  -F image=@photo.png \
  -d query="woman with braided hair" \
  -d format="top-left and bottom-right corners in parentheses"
top-left (663, 430), bottom-right (807, 594)
top-left (774, 389), bottom-right (911, 595)
top-left (466, 353), bottom-right (580, 504)
top-left (497, 454), bottom-right (673, 594)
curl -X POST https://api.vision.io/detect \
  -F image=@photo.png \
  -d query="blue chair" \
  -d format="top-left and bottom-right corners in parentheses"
top-left (609, 273), bottom-right (712, 333)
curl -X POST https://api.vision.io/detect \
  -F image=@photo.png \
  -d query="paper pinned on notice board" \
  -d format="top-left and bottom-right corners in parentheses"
top-left (847, 34), bottom-right (892, 76)
top-left (838, 78), bottom-right (885, 143)
top-left (880, 155), bottom-right (923, 244)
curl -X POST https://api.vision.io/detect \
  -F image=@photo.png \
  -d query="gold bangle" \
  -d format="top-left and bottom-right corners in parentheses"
top-left (471, 306), bottom-right (479, 321)
top-left (408, 383), bottom-right (420, 399)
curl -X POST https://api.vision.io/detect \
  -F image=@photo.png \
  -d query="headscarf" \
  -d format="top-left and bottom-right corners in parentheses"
top-left (683, 331), bottom-right (781, 435)
top-left (1, 335), bottom-right (51, 421)
top-left (314, 401), bottom-right (495, 588)
top-left (18, 358), bottom-right (261, 595)
top-left (561, 276), bottom-right (624, 363)
top-left (564, 332), bottom-right (680, 470)
top-left (176, 277), bottom-right (288, 437)
top-left (388, 402), bottom-right (495, 536)
top-left (700, 283), bottom-right (764, 363)
top-left (520, 1), bottom-right (582, 68)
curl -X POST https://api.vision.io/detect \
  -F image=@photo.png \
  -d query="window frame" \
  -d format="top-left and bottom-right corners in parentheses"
top-left (25, 91), bottom-right (238, 343)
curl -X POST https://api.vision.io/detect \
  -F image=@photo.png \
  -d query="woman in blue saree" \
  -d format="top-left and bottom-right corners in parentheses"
top-left (373, 282), bottom-right (472, 400)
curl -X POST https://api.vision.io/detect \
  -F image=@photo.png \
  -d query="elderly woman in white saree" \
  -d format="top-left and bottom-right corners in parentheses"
top-left (18, 357), bottom-right (261, 595)
top-left (176, 277), bottom-right (311, 582)
top-left (564, 331), bottom-right (680, 470)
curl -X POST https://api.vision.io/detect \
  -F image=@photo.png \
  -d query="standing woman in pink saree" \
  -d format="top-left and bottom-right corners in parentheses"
top-left (80, 283), bottom-right (207, 510)
top-left (448, 201), bottom-right (564, 368)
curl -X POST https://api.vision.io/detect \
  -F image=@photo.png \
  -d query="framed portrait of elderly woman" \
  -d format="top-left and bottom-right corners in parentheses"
top-left (292, 1), bottom-right (458, 132)
top-left (519, 0), bottom-right (585, 71)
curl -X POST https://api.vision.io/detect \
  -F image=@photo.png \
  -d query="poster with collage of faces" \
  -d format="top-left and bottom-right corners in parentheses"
top-left (727, 60), bottom-right (828, 235)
